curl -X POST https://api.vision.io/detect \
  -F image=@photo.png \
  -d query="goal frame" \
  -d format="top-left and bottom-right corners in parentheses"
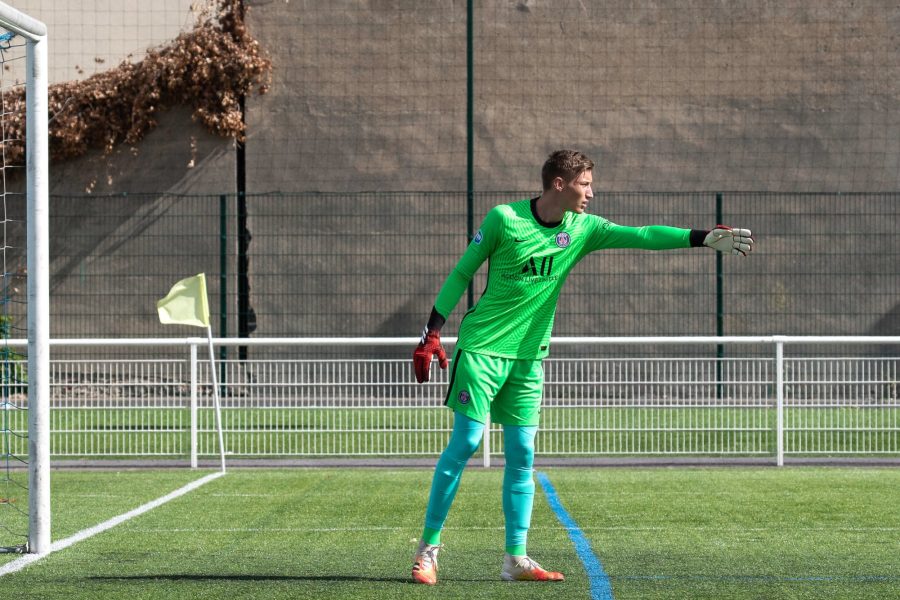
top-left (0, 1), bottom-right (49, 555)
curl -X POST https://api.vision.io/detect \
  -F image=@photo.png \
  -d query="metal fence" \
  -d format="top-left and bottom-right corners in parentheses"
top-left (3, 337), bottom-right (898, 465)
top-left (16, 191), bottom-right (898, 353)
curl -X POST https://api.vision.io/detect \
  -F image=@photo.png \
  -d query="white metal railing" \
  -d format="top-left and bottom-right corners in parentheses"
top-left (2, 337), bottom-right (898, 466)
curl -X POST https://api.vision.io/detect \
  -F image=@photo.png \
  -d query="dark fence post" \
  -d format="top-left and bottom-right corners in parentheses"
top-left (716, 192), bottom-right (724, 399)
top-left (466, 0), bottom-right (475, 310)
top-left (219, 194), bottom-right (228, 380)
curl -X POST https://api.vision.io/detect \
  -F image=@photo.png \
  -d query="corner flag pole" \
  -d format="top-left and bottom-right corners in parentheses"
top-left (205, 325), bottom-right (227, 473)
top-left (156, 273), bottom-right (226, 473)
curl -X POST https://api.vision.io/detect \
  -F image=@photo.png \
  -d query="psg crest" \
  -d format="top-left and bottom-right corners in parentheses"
top-left (555, 232), bottom-right (571, 248)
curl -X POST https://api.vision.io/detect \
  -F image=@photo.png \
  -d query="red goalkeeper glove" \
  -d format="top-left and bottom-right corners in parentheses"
top-left (413, 328), bottom-right (449, 383)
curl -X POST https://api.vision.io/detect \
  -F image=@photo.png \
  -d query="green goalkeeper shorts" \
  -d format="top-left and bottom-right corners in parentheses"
top-left (444, 349), bottom-right (544, 427)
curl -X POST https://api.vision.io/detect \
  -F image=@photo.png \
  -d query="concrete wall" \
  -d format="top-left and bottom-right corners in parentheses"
top-left (12, 1), bottom-right (899, 195)
top-left (247, 0), bottom-right (900, 194)
top-left (3, 2), bottom-right (898, 344)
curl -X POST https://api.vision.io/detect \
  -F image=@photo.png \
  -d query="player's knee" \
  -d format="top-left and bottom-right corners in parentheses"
top-left (444, 412), bottom-right (485, 462)
top-left (503, 425), bottom-right (537, 470)
top-left (504, 451), bottom-right (534, 473)
top-left (444, 437), bottom-right (481, 463)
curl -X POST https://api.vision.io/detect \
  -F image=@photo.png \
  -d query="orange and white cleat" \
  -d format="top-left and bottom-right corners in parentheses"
top-left (501, 554), bottom-right (565, 582)
top-left (412, 541), bottom-right (442, 585)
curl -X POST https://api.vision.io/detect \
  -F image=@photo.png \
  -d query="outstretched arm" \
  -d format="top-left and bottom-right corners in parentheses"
top-left (592, 221), bottom-right (754, 255)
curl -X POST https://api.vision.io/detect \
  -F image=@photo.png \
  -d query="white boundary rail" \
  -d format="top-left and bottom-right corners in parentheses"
top-left (2, 336), bottom-right (899, 467)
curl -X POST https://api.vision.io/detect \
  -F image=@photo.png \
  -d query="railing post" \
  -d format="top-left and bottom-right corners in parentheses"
top-left (775, 337), bottom-right (785, 466)
top-left (482, 414), bottom-right (491, 468)
top-left (190, 342), bottom-right (198, 469)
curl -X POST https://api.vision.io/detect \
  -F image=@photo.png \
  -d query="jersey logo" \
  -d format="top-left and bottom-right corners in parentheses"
top-left (555, 232), bottom-right (571, 248)
top-left (458, 390), bottom-right (471, 404)
top-left (522, 256), bottom-right (554, 276)
top-left (473, 230), bottom-right (484, 244)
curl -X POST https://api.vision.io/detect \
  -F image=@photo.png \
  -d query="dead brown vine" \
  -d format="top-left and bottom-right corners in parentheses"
top-left (0, 0), bottom-right (271, 167)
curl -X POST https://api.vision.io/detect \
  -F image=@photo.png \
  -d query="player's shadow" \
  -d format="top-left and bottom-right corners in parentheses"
top-left (88, 573), bottom-right (490, 584)
top-left (89, 574), bottom-right (407, 583)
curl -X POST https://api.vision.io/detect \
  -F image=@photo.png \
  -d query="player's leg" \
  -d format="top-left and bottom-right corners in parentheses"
top-left (413, 350), bottom-right (504, 585)
top-left (493, 359), bottom-right (564, 582)
top-left (502, 422), bottom-right (537, 557)
top-left (413, 412), bottom-right (484, 585)
top-left (422, 411), bottom-right (485, 543)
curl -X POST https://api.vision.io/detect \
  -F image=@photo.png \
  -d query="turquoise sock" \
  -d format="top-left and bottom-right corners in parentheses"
top-left (502, 423), bottom-right (537, 555)
top-left (421, 527), bottom-right (442, 546)
top-left (422, 412), bottom-right (485, 537)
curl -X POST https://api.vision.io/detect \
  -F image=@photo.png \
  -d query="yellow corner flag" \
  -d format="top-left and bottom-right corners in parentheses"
top-left (156, 273), bottom-right (210, 328)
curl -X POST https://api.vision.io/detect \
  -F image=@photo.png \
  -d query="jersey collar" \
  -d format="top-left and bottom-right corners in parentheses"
top-left (530, 197), bottom-right (564, 229)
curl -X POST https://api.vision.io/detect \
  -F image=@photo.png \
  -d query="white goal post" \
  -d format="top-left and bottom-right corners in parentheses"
top-left (0, 1), bottom-right (49, 555)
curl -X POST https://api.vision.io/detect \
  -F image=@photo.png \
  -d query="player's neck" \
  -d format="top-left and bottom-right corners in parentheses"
top-left (534, 193), bottom-right (566, 224)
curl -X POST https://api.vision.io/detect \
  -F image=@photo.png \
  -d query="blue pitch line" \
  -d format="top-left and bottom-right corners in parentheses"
top-left (537, 471), bottom-right (613, 600)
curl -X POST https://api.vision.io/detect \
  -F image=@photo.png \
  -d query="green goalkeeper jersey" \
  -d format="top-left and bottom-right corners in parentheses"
top-left (434, 198), bottom-right (693, 359)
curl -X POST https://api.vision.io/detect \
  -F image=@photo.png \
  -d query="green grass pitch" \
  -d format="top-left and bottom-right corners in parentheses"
top-left (5, 406), bottom-right (897, 457)
top-left (1, 467), bottom-right (898, 599)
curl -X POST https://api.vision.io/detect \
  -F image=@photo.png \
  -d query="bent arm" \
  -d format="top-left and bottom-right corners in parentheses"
top-left (425, 208), bottom-right (501, 331)
top-left (430, 242), bottom-right (488, 329)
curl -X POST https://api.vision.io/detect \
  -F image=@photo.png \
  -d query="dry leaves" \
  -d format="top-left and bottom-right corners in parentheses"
top-left (1, 0), bottom-right (271, 166)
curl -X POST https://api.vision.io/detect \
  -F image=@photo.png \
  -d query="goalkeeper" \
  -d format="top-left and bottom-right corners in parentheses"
top-left (410, 149), bottom-right (753, 585)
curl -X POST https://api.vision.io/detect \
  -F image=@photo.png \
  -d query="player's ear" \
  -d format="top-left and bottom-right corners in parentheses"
top-left (553, 176), bottom-right (564, 192)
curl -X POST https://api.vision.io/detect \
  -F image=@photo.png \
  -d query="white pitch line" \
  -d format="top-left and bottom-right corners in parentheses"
top-left (64, 494), bottom-right (122, 499)
top-left (125, 525), bottom-right (510, 533)
top-left (573, 526), bottom-right (900, 533)
top-left (122, 525), bottom-right (900, 534)
top-left (0, 471), bottom-right (225, 578)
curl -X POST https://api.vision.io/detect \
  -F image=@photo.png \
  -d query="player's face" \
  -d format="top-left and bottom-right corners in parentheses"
top-left (560, 169), bottom-right (594, 214)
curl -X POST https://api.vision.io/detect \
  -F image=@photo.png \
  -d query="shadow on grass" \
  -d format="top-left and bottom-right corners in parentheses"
top-left (87, 573), bottom-right (494, 584)
top-left (614, 575), bottom-right (899, 583)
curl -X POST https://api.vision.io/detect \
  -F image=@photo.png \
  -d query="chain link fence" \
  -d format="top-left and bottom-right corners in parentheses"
top-left (23, 191), bottom-right (896, 359)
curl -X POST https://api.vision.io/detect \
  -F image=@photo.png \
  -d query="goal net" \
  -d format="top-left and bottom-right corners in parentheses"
top-left (0, 1), bottom-right (48, 555)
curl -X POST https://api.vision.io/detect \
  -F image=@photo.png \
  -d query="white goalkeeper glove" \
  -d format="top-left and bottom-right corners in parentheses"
top-left (703, 225), bottom-right (754, 256)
